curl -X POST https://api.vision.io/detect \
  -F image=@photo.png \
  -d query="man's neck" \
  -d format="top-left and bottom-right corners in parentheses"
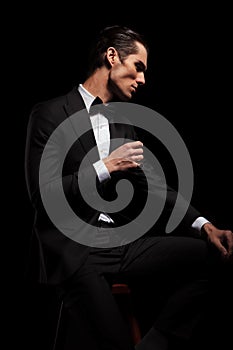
top-left (82, 69), bottom-right (113, 104)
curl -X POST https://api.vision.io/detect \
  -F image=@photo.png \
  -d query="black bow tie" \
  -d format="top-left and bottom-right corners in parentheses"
top-left (89, 97), bottom-right (115, 120)
top-left (91, 96), bottom-right (104, 106)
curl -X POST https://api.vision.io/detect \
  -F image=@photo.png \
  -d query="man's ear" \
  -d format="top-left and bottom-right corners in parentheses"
top-left (106, 47), bottom-right (120, 66)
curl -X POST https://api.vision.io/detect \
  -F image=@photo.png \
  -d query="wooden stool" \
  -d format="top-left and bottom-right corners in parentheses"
top-left (112, 283), bottom-right (141, 345)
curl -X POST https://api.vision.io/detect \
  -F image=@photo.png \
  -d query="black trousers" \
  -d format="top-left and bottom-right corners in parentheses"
top-left (56, 225), bottom-right (218, 350)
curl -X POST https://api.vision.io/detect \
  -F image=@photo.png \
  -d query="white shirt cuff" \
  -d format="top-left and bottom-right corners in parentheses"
top-left (93, 160), bottom-right (110, 182)
top-left (191, 216), bottom-right (211, 233)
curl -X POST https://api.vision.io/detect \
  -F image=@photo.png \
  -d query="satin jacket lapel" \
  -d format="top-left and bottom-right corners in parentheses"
top-left (64, 87), bottom-right (100, 163)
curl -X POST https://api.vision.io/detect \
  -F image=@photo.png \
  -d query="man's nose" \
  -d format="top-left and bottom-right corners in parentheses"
top-left (136, 72), bottom-right (145, 85)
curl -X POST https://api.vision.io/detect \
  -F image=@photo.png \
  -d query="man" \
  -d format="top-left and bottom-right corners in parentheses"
top-left (25, 25), bottom-right (233, 350)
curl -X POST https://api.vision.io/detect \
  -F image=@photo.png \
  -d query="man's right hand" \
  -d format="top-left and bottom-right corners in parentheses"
top-left (103, 141), bottom-right (143, 173)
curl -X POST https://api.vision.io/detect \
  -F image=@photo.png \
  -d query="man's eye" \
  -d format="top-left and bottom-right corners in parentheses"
top-left (135, 63), bottom-right (145, 73)
top-left (135, 64), bottom-right (141, 72)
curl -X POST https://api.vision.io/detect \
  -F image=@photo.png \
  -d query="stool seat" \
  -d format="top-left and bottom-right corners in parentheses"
top-left (111, 283), bottom-right (131, 294)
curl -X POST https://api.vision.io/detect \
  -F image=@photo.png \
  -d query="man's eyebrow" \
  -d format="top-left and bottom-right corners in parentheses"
top-left (136, 60), bottom-right (147, 72)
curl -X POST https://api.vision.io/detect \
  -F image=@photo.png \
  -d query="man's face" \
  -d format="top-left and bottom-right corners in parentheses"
top-left (108, 42), bottom-right (147, 101)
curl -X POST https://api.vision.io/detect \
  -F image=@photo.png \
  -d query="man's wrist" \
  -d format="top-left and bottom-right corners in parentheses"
top-left (191, 217), bottom-right (210, 234)
top-left (201, 222), bottom-right (214, 240)
top-left (93, 159), bottom-right (110, 182)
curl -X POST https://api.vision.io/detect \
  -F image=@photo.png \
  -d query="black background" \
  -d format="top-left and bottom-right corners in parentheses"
top-left (8, 3), bottom-right (232, 349)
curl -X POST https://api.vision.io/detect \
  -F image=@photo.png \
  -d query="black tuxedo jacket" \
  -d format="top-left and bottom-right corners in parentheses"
top-left (25, 86), bottom-right (201, 285)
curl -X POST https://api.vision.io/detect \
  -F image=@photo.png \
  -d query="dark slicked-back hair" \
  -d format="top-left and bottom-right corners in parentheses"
top-left (86, 25), bottom-right (149, 77)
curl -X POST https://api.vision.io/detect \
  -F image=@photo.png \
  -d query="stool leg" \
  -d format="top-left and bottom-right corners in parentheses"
top-left (52, 300), bottom-right (63, 350)
top-left (112, 283), bottom-right (141, 345)
top-left (128, 315), bottom-right (141, 345)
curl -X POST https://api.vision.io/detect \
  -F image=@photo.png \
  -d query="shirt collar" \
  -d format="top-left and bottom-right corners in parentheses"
top-left (78, 84), bottom-right (96, 113)
top-left (78, 84), bottom-right (114, 120)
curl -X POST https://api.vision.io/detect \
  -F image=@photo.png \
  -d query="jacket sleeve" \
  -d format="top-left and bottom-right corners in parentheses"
top-left (24, 102), bottom-right (103, 222)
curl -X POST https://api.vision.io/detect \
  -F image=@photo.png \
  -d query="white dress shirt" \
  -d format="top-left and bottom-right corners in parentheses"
top-left (78, 84), bottom-right (113, 223)
top-left (78, 84), bottom-right (209, 232)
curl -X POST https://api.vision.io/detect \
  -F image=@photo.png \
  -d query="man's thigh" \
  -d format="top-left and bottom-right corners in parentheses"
top-left (120, 235), bottom-right (208, 279)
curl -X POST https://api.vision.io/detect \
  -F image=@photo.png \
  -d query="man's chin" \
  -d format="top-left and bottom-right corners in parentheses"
top-left (111, 94), bottom-right (131, 102)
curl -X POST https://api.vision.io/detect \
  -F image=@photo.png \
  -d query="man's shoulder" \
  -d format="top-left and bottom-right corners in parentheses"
top-left (27, 86), bottom-right (83, 130)
top-left (32, 86), bottom-right (79, 111)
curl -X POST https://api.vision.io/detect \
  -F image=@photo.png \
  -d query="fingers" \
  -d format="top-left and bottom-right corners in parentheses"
top-left (218, 242), bottom-right (229, 257)
top-left (123, 141), bottom-right (144, 161)
top-left (131, 141), bottom-right (143, 148)
top-left (225, 230), bottom-right (233, 256)
top-left (131, 154), bottom-right (144, 162)
top-left (115, 159), bottom-right (140, 170)
top-left (105, 141), bottom-right (144, 173)
top-left (109, 141), bottom-right (144, 162)
top-left (216, 230), bottom-right (233, 258)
